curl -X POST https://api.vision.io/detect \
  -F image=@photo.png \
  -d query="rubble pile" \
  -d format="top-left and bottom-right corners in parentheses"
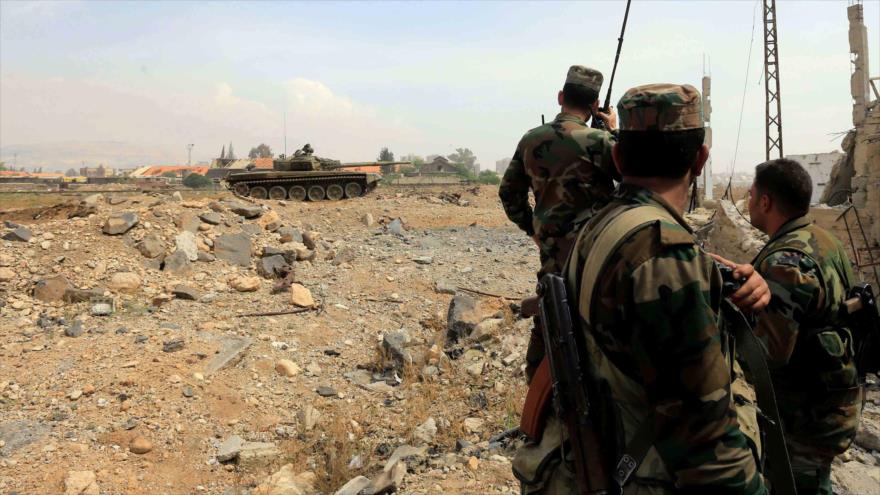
top-left (0, 187), bottom-right (877, 493)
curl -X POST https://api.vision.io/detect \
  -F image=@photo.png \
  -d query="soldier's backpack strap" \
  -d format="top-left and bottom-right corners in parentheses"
top-left (565, 203), bottom-right (678, 487)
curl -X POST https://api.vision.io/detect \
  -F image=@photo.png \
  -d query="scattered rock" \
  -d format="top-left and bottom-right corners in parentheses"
top-left (33, 275), bottom-right (72, 302)
top-left (332, 247), bottom-right (356, 266)
top-left (217, 435), bottom-right (245, 462)
top-left (229, 276), bottom-right (261, 292)
top-left (362, 213), bottom-right (375, 227)
top-left (316, 385), bottom-right (337, 397)
top-left (855, 420), bottom-right (880, 451)
top-left (0, 267), bottom-right (15, 282)
top-left (199, 212), bottom-right (222, 225)
top-left (172, 191), bottom-right (183, 202)
top-left (65, 320), bottom-right (84, 338)
top-left (463, 417), bottom-right (484, 433)
top-left (412, 255), bottom-right (433, 265)
top-left (108, 272), bottom-right (141, 293)
top-left (466, 456), bottom-right (480, 471)
top-left (82, 194), bottom-right (103, 207)
top-left (176, 213), bottom-right (200, 233)
top-left (174, 231), bottom-right (199, 261)
top-left (278, 227), bottom-right (304, 244)
top-left (203, 337), bottom-right (253, 375)
top-left (172, 284), bottom-right (202, 301)
top-left (434, 278), bottom-right (457, 295)
top-left (214, 233), bottom-right (252, 267)
top-left (162, 338), bottom-right (185, 353)
top-left (446, 291), bottom-right (501, 343)
top-left (336, 475), bottom-right (371, 495)
top-left (275, 359), bottom-right (301, 377)
top-left (382, 330), bottom-right (413, 367)
top-left (258, 255), bottom-right (291, 279)
top-left (63, 470), bottom-right (99, 495)
top-left (470, 318), bottom-right (504, 342)
top-left (413, 417), bottom-right (437, 445)
top-left (302, 231), bottom-right (318, 250)
top-left (163, 249), bottom-right (191, 273)
top-left (388, 218), bottom-right (404, 236)
top-left (102, 212), bottom-right (138, 235)
top-left (3, 227), bottom-right (32, 242)
top-left (238, 441), bottom-right (282, 468)
top-left (290, 283), bottom-right (316, 307)
top-left (252, 464), bottom-right (316, 495)
top-left (137, 234), bottom-right (165, 258)
top-left (259, 210), bottom-right (282, 231)
top-left (107, 196), bottom-right (126, 205)
top-left (229, 203), bottom-right (263, 219)
top-left (129, 436), bottom-right (153, 454)
top-left (367, 460), bottom-right (407, 495)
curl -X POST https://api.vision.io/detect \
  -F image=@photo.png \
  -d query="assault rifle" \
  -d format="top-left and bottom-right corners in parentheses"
top-left (536, 273), bottom-right (612, 494)
top-left (843, 282), bottom-right (880, 378)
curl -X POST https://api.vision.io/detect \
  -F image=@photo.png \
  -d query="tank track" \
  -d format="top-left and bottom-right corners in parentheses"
top-left (225, 173), bottom-right (376, 201)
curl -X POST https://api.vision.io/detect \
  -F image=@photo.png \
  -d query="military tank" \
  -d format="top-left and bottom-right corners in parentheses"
top-left (223, 144), bottom-right (409, 201)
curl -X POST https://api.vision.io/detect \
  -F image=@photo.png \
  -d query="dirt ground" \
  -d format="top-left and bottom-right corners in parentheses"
top-left (1, 185), bottom-right (877, 494)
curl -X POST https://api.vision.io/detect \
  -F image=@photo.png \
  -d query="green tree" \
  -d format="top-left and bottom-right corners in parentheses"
top-left (477, 170), bottom-right (501, 185)
top-left (183, 173), bottom-right (212, 188)
top-left (378, 147), bottom-right (395, 162)
top-left (0, 162), bottom-right (5, 171)
top-left (248, 143), bottom-right (274, 159)
top-left (447, 148), bottom-right (477, 170)
top-left (227, 142), bottom-right (236, 160)
top-left (65, 168), bottom-right (79, 177)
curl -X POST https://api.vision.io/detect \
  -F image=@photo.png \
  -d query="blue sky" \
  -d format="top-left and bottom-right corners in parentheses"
top-left (1, 0), bottom-right (878, 171)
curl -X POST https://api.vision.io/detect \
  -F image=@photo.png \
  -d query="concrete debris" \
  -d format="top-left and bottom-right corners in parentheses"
top-left (3, 227), bottom-right (32, 242)
top-left (63, 470), bottom-right (99, 495)
top-left (335, 475), bottom-right (371, 495)
top-left (174, 231), bottom-right (199, 261)
top-left (290, 283), bottom-right (316, 307)
top-left (203, 337), bottom-right (253, 375)
top-left (252, 464), bottom-right (316, 495)
top-left (162, 249), bottom-right (191, 273)
top-left (228, 203), bottom-right (263, 219)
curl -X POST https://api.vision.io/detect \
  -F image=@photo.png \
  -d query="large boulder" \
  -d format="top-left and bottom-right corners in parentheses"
top-left (175, 213), bottom-right (200, 233)
top-left (214, 233), bottom-right (252, 267)
top-left (278, 227), bottom-right (303, 244)
top-left (163, 249), bottom-right (191, 273)
top-left (199, 212), bottom-right (222, 225)
top-left (102, 212), bottom-right (138, 235)
top-left (258, 255), bottom-right (290, 279)
top-left (63, 470), bottom-right (99, 495)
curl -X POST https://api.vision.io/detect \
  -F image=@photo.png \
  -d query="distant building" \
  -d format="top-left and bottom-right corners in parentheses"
top-left (130, 165), bottom-right (209, 179)
top-left (785, 151), bottom-right (845, 204)
top-left (79, 165), bottom-right (114, 178)
top-left (495, 157), bottom-right (511, 174)
top-left (422, 155), bottom-right (460, 174)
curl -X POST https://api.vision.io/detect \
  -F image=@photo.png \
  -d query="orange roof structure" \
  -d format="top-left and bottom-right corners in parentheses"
top-left (253, 158), bottom-right (274, 169)
top-left (134, 166), bottom-right (209, 177)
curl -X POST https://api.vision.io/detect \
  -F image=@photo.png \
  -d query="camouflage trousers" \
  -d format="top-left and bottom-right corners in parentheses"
top-left (537, 232), bottom-right (578, 280)
top-left (790, 458), bottom-right (832, 495)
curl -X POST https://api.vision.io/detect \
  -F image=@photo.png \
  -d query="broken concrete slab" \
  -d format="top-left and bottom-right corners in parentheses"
top-left (214, 232), bottom-right (252, 267)
top-left (0, 420), bottom-right (49, 457)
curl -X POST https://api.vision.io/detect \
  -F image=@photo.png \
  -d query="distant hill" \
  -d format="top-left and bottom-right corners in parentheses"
top-left (0, 142), bottom-right (187, 172)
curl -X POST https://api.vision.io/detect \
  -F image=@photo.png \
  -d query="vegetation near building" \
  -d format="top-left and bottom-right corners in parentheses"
top-left (161, 171), bottom-right (178, 178)
top-left (248, 143), bottom-right (274, 159)
top-left (477, 170), bottom-right (500, 185)
top-left (183, 173), bottom-right (212, 189)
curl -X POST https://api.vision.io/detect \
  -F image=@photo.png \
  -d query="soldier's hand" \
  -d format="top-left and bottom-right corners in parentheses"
top-left (596, 107), bottom-right (618, 131)
top-left (710, 254), bottom-right (771, 312)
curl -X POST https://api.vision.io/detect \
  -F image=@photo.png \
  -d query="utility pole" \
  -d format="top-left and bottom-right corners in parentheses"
top-left (283, 112), bottom-right (287, 157)
top-left (186, 144), bottom-right (195, 165)
top-left (702, 54), bottom-right (713, 201)
top-left (762, 0), bottom-right (783, 160)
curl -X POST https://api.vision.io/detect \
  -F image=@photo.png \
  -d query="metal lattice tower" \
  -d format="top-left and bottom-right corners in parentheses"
top-left (762, 0), bottom-right (783, 159)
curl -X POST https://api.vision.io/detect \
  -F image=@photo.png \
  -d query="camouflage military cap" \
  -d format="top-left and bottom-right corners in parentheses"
top-left (617, 83), bottom-right (703, 131)
top-left (565, 65), bottom-right (603, 92)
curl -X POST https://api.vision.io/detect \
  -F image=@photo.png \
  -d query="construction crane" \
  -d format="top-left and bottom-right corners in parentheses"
top-left (762, 0), bottom-right (783, 160)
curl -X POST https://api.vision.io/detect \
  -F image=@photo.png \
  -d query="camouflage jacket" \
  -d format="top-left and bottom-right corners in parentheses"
top-left (568, 184), bottom-right (766, 493)
top-left (498, 112), bottom-right (620, 240)
top-left (752, 216), bottom-right (862, 460)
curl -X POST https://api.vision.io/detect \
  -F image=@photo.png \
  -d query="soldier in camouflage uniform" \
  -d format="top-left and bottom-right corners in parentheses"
top-left (499, 65), bottom-right (620, 378)
top-left (514, 84), bottom-right (770, 494)
top-left (745, 158), bottom-right (863, 495)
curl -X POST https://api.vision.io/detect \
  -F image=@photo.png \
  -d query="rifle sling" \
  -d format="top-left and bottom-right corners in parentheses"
top-left (724, 301), bottom-right (798, 495)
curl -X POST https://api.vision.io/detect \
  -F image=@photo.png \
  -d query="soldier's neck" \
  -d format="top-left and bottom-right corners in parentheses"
top-left (621, 177), bottom-right (691, 214)
top-left (559, 106), bottom-right (590, 122)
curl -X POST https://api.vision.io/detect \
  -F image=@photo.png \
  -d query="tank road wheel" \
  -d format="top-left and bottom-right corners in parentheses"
top-left (289, 185), bottom-right (307, 201)
top-left (269, 186), bottom-right (287, 200)
top-left (233, 183), bottom-right (249, 197)
top-left (307, 185), bottom-right (326, 201)
top-left (344, 182), bottom-right (363, 198)
top-left (326, 184), bottom-right (344, 201)
top-left (250, 186), bottom-right (268, 199)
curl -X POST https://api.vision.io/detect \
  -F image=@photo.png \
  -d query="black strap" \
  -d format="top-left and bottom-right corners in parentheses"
top-left (723, 300), bottom-right (798, 495)
top-left (613, 412), bottom-right (656, 487)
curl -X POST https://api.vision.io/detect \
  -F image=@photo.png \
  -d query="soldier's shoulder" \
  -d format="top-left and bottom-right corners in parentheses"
top-left (761, 249), bottom-right (817, 276)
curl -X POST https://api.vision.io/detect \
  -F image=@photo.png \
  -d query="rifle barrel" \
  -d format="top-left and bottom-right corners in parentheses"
top-left (603, 0), bottom-right (632, 111)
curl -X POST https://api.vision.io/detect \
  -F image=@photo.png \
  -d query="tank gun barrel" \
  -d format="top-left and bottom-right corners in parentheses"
top-left (332, 161), bottom-right (413, 169)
